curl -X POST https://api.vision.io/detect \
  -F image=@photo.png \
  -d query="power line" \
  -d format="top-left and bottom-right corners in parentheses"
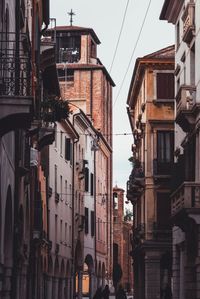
top-left (113, 0), bottom-right (152, 107)
top-left (109, 0), bottom-right (130, 73)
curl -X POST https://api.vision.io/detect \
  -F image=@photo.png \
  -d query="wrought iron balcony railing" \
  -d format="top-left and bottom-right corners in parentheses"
top-left (0, 32), bottom-right (32, 97)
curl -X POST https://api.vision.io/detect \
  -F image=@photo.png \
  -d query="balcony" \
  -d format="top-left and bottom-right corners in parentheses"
top-left (126, 161), bottom-right (145, 203)
top-left (175, 85), bottom-right (198, 132)
top-left (182, 2), bottom-right (195, 46)
top-left (38, 125), bottom-right (55, 151)
top-left (0, 32), bottom-right (33, 136)
top-left (171, 182), bottom-right (200, 223)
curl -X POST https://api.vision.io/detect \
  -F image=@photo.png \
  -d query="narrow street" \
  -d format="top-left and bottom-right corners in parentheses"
top-left (0, 0), bottom-right (199, 298)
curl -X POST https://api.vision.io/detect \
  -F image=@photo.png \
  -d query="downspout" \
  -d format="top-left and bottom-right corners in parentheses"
top-left (72, 113), bottom-right (79, 299)
top-left (94, 143), bottom-right (97, 290)
top-left (90, 70), bottom-right (93, 118)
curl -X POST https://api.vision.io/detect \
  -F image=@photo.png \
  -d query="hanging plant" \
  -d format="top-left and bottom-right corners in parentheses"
top-left (41, 95), bottom-right (71, 122)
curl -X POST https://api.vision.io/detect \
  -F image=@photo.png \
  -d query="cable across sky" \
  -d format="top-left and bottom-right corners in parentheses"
top-left (113, 0), bottom-right (152, 108)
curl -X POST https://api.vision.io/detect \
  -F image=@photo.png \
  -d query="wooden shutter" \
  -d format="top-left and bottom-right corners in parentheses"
top-left (85, 167), bottom-right (89, 192)
top-left (85, 207), bottom-right (89, 234)
top-left (65, 138), bottom-right (71, 161)
top-left (91, 211), bottom-right (95, 237)
top-left (157, 73), bottom-right (174, 99)
top-left (90, 173), bottom-right (94, 195)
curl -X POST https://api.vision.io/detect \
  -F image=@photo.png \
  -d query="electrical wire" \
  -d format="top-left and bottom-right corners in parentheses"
top-left (113, 0), bottom-right (152, 107)
top-left (109, 0), bottom-right (130, 73)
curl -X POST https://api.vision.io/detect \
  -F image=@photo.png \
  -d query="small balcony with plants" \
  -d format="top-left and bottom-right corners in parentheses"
top-left (175, 85), bottom-right (198, 132)
top-left (126, 159), bottom-right (145, 204)
top-left (0, 32), bottom-right (33, 136)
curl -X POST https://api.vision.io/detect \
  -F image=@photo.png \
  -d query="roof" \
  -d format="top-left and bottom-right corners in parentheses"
top-left (160, 0), bottom-right (184, 24)
top-left (127, 45), bottom-right (175, 107)
top-left (51, 25), bottom-right (101, 44)
top-left (143, 45), bottom-right (175, 59)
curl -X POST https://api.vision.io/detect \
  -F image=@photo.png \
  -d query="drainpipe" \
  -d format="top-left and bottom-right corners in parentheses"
top-left (90, 70), bottom-right (93, 118)
top-left (94, 144), bottom-right (97, 291)
top-left (72, 113), bottom-right (79, 299)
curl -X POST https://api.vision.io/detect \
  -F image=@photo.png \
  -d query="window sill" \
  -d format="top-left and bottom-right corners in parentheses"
top-left (153, 99), bottom-right (174, 105)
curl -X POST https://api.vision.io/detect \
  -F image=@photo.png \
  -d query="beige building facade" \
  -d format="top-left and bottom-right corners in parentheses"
top-left (127, 46), bottom-right (175, 299)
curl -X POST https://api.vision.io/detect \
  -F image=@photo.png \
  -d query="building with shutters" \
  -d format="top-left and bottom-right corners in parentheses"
top-left (46, 23), bottom-right (115, 290)
top-left (160, 1), bottom-right (200, 298)
top-left (72, 109), bottom-right (97, 298)
top-left (47, 119), bottom-right (78, 299)
top-left (126, 45), bottom-right (175, 299)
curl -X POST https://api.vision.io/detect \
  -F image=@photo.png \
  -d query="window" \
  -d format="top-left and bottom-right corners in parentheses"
top-left (156, 131), bottom-right (174, 174)
top-left (60, 175), bottom-right (63, 201)
top-left (55, 215), bottom-right (58, 243)
top-left (91, 211), bottom-right (95, 237)
top-left (65, 138), bottom-right (71, 161)
top-left (65, 222), bottom-right (67, 243)
top-left (156, 73), bottom-right (174, 100)
top-left (54, 124), bottom-right (57, 148)
top-left (60, 219), bottom-right (63, 242)
top-left (157, 131), bottom-right (174, 163)
top-left (90, 173), bottom-right (94, 195)
top-left (176, 21), bottom-right (180, 48)
top-left (190, 44), bottom-right (195, 85)
top-left (65, 180), bottom-right (67, 203)
top-left (54, 165), bottom-right (57, 193)
top-left (69, 225), bottom-right (72, 244)
top-left (85, 167), bottom-right (89, 192)
top-left (113, 192), bottom-right (118, 209)
top-left (57, 68), bottom-right (74, 82)
top-left (91, 40), bottom-right (96, 58)
top-left (60, 131), bottom-right (63, 155)
top-left (98, 218), bottom-right (100, 240)
top-left (85, 207), bottom-right (89, 234)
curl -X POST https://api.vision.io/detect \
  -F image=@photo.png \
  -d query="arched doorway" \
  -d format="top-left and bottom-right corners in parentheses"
top-left (74, 240), bottom-right (83, 299)
top-left (83, 254), bottom-right (94, 298)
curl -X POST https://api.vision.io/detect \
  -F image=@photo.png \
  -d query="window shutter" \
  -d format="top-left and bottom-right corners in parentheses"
top-left (90, 173), bottom-right (94, 195)
top-left (85, 208), bottom-right (89, 234)
top-left (157, 73), bottom-right (174, 99)
top-left (85, 167), bottom-right (89, 192)
top-left (91, 211), bottom-right (95, 237)
top-left (65, 138), bottom-right (71, 161)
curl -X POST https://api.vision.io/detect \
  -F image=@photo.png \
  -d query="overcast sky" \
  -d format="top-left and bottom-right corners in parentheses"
top-left (50, 0), bottom-right (174, 195)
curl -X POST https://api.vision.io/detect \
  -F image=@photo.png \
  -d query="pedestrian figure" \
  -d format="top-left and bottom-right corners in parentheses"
top-left (116, 284), bottom-right (127, 299)
top-left (102, 285), bottom-right (110, 299)
top-left (93, 286), bottom-right (103, 299)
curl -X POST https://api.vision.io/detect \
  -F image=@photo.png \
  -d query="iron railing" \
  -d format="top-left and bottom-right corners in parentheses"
top-left (0, 32), bottom-right (32, 97)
